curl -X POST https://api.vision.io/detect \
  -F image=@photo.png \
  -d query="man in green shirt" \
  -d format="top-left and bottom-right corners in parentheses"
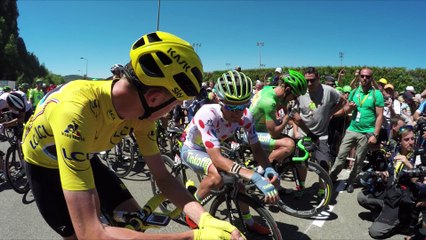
top-left (329, 67), bottom-right (384, 193)
top-left (28, 79), bottom-right (45, 110)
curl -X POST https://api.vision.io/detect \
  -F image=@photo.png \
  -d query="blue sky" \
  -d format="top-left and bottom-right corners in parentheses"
top-left (17, 0), bottom-right (426, 79)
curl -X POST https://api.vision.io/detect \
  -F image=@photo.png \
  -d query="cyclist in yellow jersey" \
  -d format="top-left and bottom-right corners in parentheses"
top-left (22, 31), bottom-right (244, 240)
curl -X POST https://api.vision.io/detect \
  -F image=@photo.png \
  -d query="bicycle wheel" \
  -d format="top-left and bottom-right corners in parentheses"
top-left (277, 160), bottom-right (333, 218)
top-left (151, 154), bottom-right (183, 195)
top-left (209, 193), bottom-right (282, 240)
top-left (150, 154), bottom-right (184, 215)
top-left (4, 145), bottom-right (30, 194)
top-left (105, 137), bottom-right (135, 178)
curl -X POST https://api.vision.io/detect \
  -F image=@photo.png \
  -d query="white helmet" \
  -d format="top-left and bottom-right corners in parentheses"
top-left (7, 92), bottom-right (26, 112)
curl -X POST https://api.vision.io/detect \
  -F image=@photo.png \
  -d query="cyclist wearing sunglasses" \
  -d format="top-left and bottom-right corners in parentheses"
top-left (181, 70), bottom-right (280, 235)
top-left (22, 31), bottom-right (244, 240)
top-left (249, 70), bottom-right (307, 179)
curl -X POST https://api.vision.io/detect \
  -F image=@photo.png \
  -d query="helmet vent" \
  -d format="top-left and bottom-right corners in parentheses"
top-left (173, 72), bottom-right (198, 97)
top-left (147, 32), bottom-right (162, 43)
top-left (139, 54), bottom-right (165, 78)
top-left (191, 67), bottom-right (203, 88)
top-left (132, 38), bottom-right (145, 50)
top-left (156, 51), bottom-right (173, 65)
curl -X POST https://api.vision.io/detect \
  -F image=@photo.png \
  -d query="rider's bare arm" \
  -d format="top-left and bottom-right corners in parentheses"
top-left (144, 154), bottom-right (205, 225)
top-left (250, 141), bottom-right (272, 169)
top-left (291, 112), bottom-right (311, 135)
top-left (330, 95), bottom-right (347, 118)
top-left (206, 147), bottom-right (255, 181)
top-left (0, 111), bottom-right (25, 128)
top-left (265, 117), bottom-right (288, 139)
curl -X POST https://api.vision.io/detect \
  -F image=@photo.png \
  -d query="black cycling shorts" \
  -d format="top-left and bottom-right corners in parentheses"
top-left (25, 155), bottom-right (133, 238)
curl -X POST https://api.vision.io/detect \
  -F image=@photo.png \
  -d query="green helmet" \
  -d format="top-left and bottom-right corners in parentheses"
top-left (3, 86), bottom-right (11, 92)
top-left (214, 70), bottom-right (253, 104)
top-left (343, 85), bottom-right (352, 93)
top-left (282, 69), bottom-right (307, 96)
top-left (335, 87), bottom-right (343, 93)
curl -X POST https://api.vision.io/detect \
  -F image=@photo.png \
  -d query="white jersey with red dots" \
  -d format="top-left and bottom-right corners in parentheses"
top-left (182, 104), bottom-right (259, 151)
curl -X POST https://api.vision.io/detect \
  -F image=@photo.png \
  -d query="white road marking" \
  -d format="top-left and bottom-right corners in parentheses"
top-left (312, 205), bottom-right (334, 227)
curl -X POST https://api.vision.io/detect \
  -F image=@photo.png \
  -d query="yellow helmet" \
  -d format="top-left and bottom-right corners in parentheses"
top-left (130, 31), bottom-right (203, 100)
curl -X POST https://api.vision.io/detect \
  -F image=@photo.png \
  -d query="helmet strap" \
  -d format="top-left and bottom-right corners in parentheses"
top-left (122, 66), bottom-right (176, 120)
top-left (136, 85), bottom-right (176, 120)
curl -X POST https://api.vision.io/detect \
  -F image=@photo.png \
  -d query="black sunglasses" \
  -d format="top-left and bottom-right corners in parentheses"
top-left (360, 75), bottom-right (371, 79)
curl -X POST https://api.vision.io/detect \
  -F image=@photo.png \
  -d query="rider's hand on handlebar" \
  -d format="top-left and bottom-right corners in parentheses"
top-left (196, 212), bottom-right (246, 240)
top-left (251, 172), bottom-right (280, 203)
top-left (264, 167), bottom-right (280, 188)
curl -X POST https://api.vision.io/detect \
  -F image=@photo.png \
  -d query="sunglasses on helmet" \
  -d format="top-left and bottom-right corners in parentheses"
top-left (398, 125), bottom-right (414, 134)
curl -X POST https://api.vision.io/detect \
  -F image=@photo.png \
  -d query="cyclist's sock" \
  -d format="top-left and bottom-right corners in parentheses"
top-left (193, 191), bottom-right (202, 203)
top-left (242, 211), bottom-right (254, 226)
top-left (244, 214), bottom-right (271, 236)
top-left (317, 188), bottom-right (325, 197)
top-left (296, 182), bottom-right (305, 191)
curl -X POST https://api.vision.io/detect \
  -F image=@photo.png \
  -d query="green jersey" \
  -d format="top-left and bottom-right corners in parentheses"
top-left (29, 88), bottom-right (44, 108)
top-left (249, 86), bottom-right (279, 132)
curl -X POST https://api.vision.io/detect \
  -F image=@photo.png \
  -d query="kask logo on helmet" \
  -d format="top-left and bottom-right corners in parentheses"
top-left (167, 48), bottom-right (191, 72)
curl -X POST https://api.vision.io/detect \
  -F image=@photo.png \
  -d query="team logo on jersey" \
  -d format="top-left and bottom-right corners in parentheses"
top-left (62, 121), bottom-right (85, 141)
top-left (206, 119), bottom-right (214, 127)
top-left (89, 99), bottom-right (100, 118)
top-left (109, 126), bottom-right (130, 145)
top-left (29, 124), bottom-right (54, 150)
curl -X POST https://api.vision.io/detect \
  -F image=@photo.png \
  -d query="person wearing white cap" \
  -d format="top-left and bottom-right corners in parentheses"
top-left (275, 67), bottom-right (282, 74)
top-left (406, 86), bottom-right (416, 95)
top-left (271, 67), bottom-right (283, 86)
top-left (253, 80), bottom-right (265, 95)
top-left (413, 90), bottom-right (426, 122)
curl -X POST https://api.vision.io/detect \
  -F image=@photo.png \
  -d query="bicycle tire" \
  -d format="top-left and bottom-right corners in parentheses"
top-left (209, 193), bottom-right (282, 240)
top-left (277, 160), bottom-right (332, 218)
top-left (4, 145), bottom-right (30, 194)
top-left (105, 137), bottom-right (135, 178)
top-left (150, 154), bottom-right (184, 216)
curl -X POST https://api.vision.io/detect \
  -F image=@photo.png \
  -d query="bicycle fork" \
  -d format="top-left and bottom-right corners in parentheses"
top-left (292, 163), bottom-right (305, 191)
top-left (225, 194), bottom-right (249, 233)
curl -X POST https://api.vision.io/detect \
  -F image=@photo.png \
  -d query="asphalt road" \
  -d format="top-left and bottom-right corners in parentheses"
top-left (0, 148), bottom-right (408, 239)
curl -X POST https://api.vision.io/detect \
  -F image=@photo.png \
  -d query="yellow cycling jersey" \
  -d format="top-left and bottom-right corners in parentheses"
top-left (22, 80), bottom-right (159, 191)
